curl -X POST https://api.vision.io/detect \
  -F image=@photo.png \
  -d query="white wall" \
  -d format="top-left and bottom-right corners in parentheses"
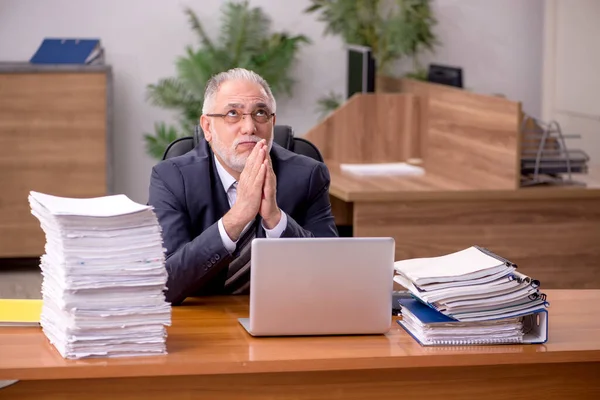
top-left (0, 0), bottom-right (544, 203)
top-left (428, 0), bottom-right (544, 118)
top-left (542, 0), bottom-right (600, 165)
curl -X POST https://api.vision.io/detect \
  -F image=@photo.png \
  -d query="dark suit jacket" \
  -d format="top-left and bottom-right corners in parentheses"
top-left (148, 138), bottom-right (338, 305)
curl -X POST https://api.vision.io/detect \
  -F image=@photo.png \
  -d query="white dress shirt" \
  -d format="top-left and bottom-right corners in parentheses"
top-left (214, 156), bottom-right (287, 253)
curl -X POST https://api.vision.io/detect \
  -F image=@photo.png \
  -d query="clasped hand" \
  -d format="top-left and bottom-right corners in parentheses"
top-left (223, 140), bottom-right (281, 241)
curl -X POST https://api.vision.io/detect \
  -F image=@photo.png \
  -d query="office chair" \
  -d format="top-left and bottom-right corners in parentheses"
top-left (162, 125), bottom-right (323, 163)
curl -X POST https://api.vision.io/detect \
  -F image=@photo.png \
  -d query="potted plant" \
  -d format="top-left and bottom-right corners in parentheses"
top-left (305, 0), bottom-right (438, 101)
top-left (144, 1), bottom-right (310, 160)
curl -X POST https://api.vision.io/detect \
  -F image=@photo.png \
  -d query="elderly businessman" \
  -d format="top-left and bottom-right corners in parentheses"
top-left (148, 68), bottom-right (338, 305)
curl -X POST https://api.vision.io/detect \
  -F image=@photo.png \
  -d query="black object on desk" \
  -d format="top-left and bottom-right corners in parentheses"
top-left (392, 291), bottom-right (412, 316)
top-left (427, 64), bottom-right (463, 88)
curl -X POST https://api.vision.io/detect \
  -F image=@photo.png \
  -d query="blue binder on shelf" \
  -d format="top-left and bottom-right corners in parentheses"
top-left (30, 38), bottom-right (104, 65)
top-left (397, 297), bottom-right (548, 346)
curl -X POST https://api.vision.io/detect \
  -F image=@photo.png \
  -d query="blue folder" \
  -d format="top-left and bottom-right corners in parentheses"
top-left (30, 38), bottom-right (103, 65)
top-left (398, 298), bottom-right (458, 323)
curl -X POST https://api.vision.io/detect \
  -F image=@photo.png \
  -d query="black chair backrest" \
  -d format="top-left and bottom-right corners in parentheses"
top-left (289, 137), bottom-right (324, 162)
top-left (273, 125), bottom-right (294, 150)
top-left (162, 136), bottom-right (195, 160)
top-left (162, 124), bottom-right (323, 163)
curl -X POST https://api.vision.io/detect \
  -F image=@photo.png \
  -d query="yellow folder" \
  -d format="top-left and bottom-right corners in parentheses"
top-left (0, 299), bottom-right (43, 326)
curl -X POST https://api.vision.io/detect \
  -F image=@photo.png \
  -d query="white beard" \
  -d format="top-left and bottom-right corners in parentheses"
top-left (210, 128), bottom-right (274, 173)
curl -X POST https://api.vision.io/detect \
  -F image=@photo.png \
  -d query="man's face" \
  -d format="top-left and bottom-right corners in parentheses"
top-left (202, 79), bottom-right (276, 173)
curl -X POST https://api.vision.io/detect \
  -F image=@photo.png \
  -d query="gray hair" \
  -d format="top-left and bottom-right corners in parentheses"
top-left (201, 68), bottom-right (276, 115)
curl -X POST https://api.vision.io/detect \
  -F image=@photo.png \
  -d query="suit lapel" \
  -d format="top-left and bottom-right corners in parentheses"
top-left (208, 151), bottom-right (231, 218)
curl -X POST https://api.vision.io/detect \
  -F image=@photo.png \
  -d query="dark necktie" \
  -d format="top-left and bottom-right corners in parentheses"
top-left (223, 217), bottom-right (257, 295)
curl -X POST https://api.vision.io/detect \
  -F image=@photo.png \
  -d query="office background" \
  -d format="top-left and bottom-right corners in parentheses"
top-left (2, 3), bottom-right (600, 396)
top-left (1, 0), bottom-right (599, 297)
top-left (0, 0), bottom-right (547, 204)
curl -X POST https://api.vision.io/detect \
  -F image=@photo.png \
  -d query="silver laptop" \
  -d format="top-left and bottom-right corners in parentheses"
top-left (238, 237), bottom-right (395, 336)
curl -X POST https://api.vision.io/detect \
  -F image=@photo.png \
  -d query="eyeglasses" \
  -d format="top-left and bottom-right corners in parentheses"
top-left (206, 109), bottom-right (275, 124)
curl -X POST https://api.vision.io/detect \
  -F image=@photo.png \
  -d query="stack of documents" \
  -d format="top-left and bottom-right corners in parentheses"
top-left (28, 191), bottom-right (171, 359)
top-left (394, 246), bottom-right (549, 345)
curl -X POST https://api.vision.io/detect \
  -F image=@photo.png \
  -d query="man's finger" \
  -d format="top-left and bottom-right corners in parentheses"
top-left (268, 158), bottom-right (276, 187)
top-left (241, 144), bottom-right (262, 184)
top-left (254, 162), bottom-right (267, 189)
top-left (244, 140), bottom-right (262, 172)
top-left (264, 160), bottom-right (276, 196)
top-left (251, 147), bottom-right (266, 178)
top-left (268, 160), bottom-right (277, 190)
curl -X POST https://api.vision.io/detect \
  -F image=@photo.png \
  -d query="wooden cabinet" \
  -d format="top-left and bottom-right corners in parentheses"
top-left (0, 63), bottom-right (112, 258)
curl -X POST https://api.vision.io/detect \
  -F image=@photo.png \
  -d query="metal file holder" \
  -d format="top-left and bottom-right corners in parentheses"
top-left (520, 115), bottom-right (589, 187)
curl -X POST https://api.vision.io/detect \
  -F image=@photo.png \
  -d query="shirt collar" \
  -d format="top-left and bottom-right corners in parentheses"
top-left (214, 155), bottom-right (237, 192)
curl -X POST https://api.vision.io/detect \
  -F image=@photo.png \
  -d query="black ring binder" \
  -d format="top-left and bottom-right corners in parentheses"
top-left (539, 293), bottom-right (547, 301)
top-left (528, 292), bottom-right (547, 301)
top-left (507, 274), bottom-right (540, 288)
top-left (522, 313), bottom-right (536, 335)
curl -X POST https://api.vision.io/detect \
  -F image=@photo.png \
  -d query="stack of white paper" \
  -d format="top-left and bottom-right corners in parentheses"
top-left (394, 246), bottom-right (549, 322)
top-left (28, 191), bottom-right (171, 359)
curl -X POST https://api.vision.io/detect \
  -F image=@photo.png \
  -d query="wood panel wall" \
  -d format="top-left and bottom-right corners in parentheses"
top-left (396, 78), bottom-right (459, 162)
top-left (397, 79), bottom-right (522, 189)
top-left (0, 72), bottom-right (109, 257)
top-left (353, 197), bottom-right (600, 289)
top-left (425, 90), bottom-right (521, 190)
top-left (305, 78), bottom-right (522, 190)
top-left (304, 93), bottom-right (419, 163)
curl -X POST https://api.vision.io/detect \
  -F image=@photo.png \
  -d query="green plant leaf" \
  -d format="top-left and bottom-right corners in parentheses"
top-left (404, 68), bottom-right (428, 81)
top-left (143, 122), bottom-right (183, 160)
top-left (316, 91), bottom-right (343, 119)
top-left (184, 7), bottom-right (215, 52)
top-left (219, 1), bottom-right (271, 65)
top-left (303, 0), bottom-right (438, 76)
top-left (252, 33), bottom-right (311, 97)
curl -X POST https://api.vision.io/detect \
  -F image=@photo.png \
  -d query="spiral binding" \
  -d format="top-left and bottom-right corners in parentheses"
top-left (528, 292), bottom-right (547, 301)
top-left (430, 337), bottom-right (524, 346)
top-left (507, 274), bottom-right (541, 288)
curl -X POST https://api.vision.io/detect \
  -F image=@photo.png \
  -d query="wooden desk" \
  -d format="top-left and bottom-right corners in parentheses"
top-left (328, 163), bottom-right (600, 289)
top-left (1, 290), bottom-right (599, 399)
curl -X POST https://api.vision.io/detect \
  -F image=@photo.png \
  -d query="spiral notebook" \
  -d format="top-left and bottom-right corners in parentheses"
top-left (393, 246), bottom-right (548, 322)
top-left (397, 298), bottom-right (548, 346)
